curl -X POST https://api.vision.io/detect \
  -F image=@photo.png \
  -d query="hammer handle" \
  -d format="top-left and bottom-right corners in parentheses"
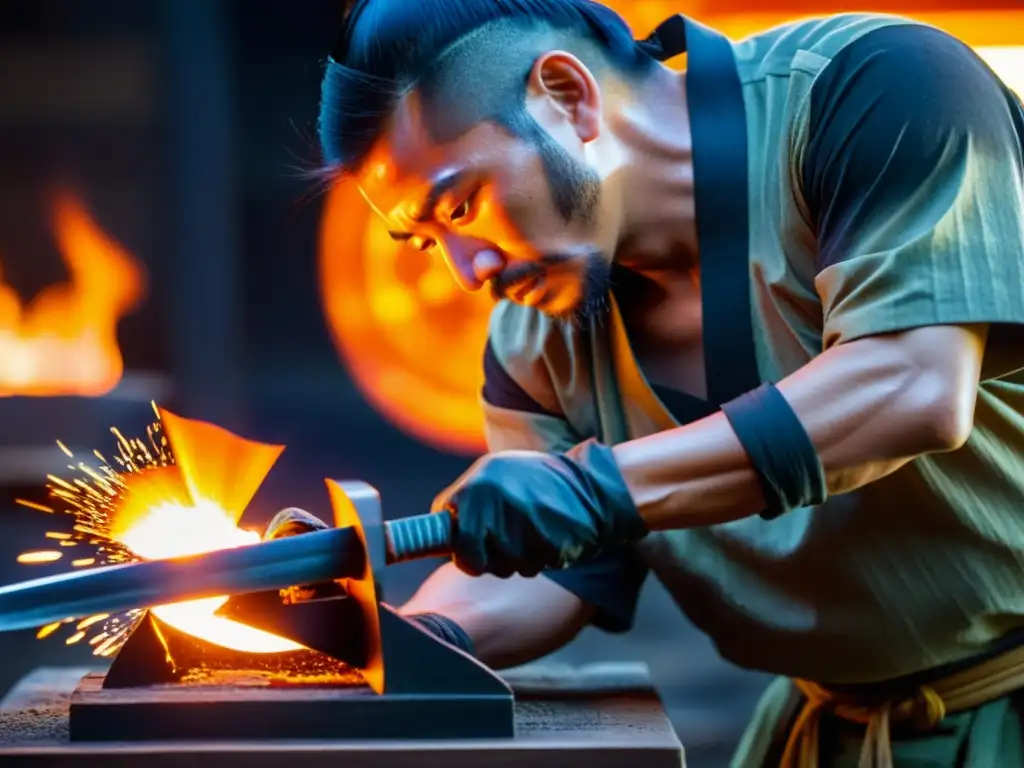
top-left (383, 511), bottom-right (454, 565)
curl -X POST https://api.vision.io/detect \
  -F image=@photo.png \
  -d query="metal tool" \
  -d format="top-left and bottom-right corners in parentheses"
top-left (65, 481), bottom-right (515, 742)
top-left (0, 507), bottom-right (454, 633)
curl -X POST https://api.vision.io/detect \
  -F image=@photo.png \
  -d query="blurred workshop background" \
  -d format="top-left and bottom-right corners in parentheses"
top-left (0, 0), bottom-right (1020, 764)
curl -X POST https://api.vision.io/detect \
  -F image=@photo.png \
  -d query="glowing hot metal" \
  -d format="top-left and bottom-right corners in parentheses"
top-left (9, 406), bottom-right (453, 655)
top-left (0, 510), bottom-right (452, 634)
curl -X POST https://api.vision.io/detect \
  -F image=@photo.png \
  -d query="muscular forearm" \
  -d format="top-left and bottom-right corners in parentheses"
top-left (615, 324), bottom-right (987, 530)
top-left (399, 563), bottom-right (592, 669)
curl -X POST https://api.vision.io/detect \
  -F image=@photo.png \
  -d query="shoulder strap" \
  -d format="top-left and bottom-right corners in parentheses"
top-left (641, 16), bottom-right (762, 405)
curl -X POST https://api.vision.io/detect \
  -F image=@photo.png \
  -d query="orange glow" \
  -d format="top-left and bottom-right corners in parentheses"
top-left (319, 179), bottom-right (491, 455)
top-left (975, 47), bottom-right (1024, 96)
top-left (0, 191), bottom-right (146, 397)
top-left (605, 5), bottom-right (1024, 91)
top-left (318, 5), bottom-right (1024, 454)
top-left (110, 408), bottom-right (299, 654)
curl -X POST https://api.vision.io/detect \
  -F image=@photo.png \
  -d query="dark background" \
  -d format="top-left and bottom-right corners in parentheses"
top-left (1, 0), bottom-right (1016, 764)
top-left (0, 2), bottom-right (773, 764)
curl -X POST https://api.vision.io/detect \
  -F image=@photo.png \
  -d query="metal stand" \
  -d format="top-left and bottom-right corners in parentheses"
top-left (69, 480), bottom-right (514, 741)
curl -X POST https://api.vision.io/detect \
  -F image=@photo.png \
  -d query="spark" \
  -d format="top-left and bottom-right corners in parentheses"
top-left (15, 406), bottom-right (173, 655)
top-left (35, 621), bottom-right (63, 639)
top-left (94, 634), bottom-right (123, 657)
top-left (15, 499), bottom-right (53, 514)
top-left (77, 614), bottom-right (109, 630)
top-left (17, 551), bottom-right (63, 564)
top-left (16, 405), bottom-right (288, 658)
top-left (47, 476), bottom-right (77, 492)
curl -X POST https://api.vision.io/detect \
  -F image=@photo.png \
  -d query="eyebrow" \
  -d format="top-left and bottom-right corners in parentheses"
top-left (387, 169), bottom-right (466, 241)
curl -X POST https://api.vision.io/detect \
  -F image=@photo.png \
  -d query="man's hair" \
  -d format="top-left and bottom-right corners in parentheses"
top-left (318, 0), bottom-right (656, 181)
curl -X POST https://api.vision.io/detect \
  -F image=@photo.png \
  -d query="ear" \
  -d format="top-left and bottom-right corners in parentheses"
top-left (526, 51), bottom-right (602, 143)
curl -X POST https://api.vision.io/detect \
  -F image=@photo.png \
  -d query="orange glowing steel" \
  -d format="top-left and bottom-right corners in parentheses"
top-left (106, 408), bottom-right (301, 654)
top-left (0, 191), bottom-right (146, 397)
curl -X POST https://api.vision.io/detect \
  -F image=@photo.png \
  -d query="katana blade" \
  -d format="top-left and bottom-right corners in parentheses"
top-left (0, 526), bottom-right (363, 633)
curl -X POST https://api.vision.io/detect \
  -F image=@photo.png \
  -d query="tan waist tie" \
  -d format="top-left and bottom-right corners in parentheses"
top-left (781, 642), bottom-right (1024, 768)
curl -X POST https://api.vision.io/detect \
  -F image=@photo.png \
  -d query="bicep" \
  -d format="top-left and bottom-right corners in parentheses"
top-left (778, 323), bottom-right (988, 486)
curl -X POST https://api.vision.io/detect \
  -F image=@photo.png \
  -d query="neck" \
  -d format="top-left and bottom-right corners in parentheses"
top-left (594, 68), bottom-right (697, 281)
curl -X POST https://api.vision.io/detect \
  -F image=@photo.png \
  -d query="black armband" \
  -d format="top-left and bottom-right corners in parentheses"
top-left (721, 383), bottom-right (827, 520)
top-left (407, 612), bottom-right (476, 656)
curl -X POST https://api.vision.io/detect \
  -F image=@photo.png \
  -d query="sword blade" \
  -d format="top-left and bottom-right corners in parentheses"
top-left (0, 526), bottom-right (362, 633)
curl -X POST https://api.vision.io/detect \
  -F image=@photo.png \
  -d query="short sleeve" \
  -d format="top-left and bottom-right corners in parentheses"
top-left (802, 24), bottom-right (1024, 353)
top-left (540, 551), bottom-right (649, 633)
top-left (481, 339), bottom-right (648, 632)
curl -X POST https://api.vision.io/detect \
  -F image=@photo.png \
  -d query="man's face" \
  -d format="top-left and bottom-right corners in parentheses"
top-left (355, 89), bottom-right (614, 321)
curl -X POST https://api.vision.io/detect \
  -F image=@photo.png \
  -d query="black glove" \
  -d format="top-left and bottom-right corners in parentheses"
top-left (432, 439), bottom-right (647, 578)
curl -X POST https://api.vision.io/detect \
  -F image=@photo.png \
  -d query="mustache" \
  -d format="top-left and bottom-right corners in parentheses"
top-left (489, 253), bottom-right (575, 301)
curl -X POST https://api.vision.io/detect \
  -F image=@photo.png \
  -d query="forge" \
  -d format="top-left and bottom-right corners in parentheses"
top-left (0, 478), bottom-right (685, 767)
top-left (65, 480), bottom-right (516, 743)
top-left (1, 412), bottom-right (684, 765)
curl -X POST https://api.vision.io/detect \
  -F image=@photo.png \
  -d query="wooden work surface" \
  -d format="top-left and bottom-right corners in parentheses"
top-left (0, 663), bottom-right (685, 767)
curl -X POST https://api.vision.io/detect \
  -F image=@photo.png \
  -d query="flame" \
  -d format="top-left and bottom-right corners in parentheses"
top-left (117, 498), bottom-right (299, 654)
top-left (0, 191), bottom-right (145, 397)
top-left (18, 407), bottom-right (304, 656)
top-left (103, 409), bottom-right (300, 654)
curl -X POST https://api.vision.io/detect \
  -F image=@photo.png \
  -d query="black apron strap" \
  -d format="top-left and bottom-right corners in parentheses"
top-left (640, 16), bottom-right (761, 406)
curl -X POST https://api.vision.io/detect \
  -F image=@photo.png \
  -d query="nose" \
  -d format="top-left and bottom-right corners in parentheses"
top-left (439, 234), bottom-right (505, 291)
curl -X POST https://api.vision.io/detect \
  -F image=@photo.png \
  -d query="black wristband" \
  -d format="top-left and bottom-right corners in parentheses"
top-left (407, 612), bottom-right (476, 657)
top-left (721, 383), bottom-right (827, 520)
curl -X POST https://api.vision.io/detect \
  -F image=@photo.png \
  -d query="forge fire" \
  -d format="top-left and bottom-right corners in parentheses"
top-left (0, 192), bottom-right (145, 398)
top-left (14, 404), bottom-right (297, 656)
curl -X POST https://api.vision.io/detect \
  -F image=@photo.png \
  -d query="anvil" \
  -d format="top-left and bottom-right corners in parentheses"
top-left (60, 480), bottom-right (516, 743)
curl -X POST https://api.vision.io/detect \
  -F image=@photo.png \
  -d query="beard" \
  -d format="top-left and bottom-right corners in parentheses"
top-left (491, 249), bottom-right (612, 325)
top-left (489, 123), bottom-right (612, 323)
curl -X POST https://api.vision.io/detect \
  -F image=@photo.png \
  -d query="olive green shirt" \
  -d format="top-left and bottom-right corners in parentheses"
top-left (481, 13), bottom-right (1024, 685)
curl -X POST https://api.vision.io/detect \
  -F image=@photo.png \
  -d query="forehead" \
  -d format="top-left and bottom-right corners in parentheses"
top-left (356, 91), bottom-right (515, 213)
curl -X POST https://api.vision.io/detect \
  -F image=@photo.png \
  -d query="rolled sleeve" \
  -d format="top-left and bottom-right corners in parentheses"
top-left (802, 24), bottom-right (1024, 350)
top-left (542, 549), bottom-right (648, 633)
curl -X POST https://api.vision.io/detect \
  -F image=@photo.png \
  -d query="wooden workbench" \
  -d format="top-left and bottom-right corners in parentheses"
top-left (0, 663), bottom-right (685, 767)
